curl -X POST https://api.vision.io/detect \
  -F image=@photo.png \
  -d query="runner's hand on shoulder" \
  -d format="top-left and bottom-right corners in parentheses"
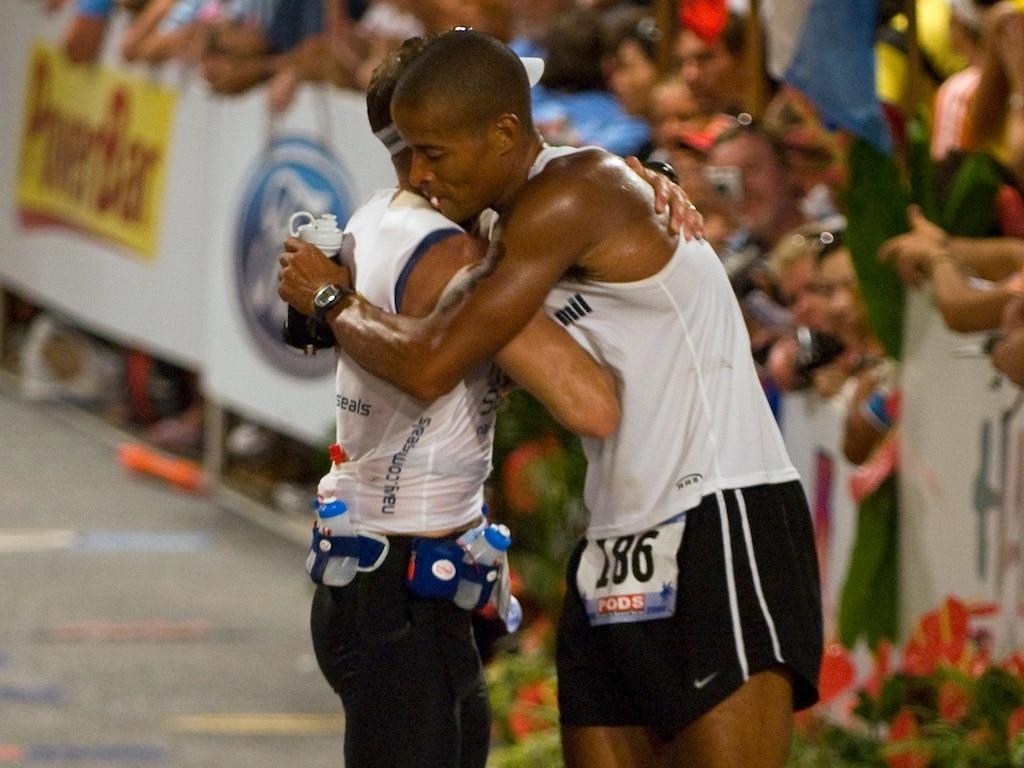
top-left (625, 156), bottom-right (703, 241)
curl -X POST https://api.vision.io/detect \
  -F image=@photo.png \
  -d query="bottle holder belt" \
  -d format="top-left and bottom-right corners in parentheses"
top-left (404, 537), bottom-right (500, 609)
top-left (307, 527), bottom-right (390, 584)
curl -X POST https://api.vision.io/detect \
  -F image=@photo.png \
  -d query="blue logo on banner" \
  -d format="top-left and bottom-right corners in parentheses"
top-left (234, 136), bottom-right (356, 377)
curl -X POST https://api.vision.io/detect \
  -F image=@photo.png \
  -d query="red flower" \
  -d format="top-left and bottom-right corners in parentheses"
top-left (818, 642), bottom-right (855, 704)
top-left (1002, 651), bottom-right (1024, 680)
top-left (507, 680), bottom-right (557, 742)
top-left (500, 436), bottom-right (561, 515)
top-left (901, 597), bottom-right (969, 676)
top-left (864, 639), bottom-right (892, 698)
top-left (937, 679), bottom-right (969, 722)
top-left (966, 644), bottom-right (991, 679)
top-left (1008, 706), bottom-right (1024, 745)
top-left (886, 709), bottom-right (930, 768)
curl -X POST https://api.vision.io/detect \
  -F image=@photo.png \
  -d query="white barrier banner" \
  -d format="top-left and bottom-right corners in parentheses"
top-left (0, 5), bottom-right (211, 365)
top-left (779, 391), bottom-right (858, 639)
top-left (0, 3), bottom-right (394, 441)
top-left (898, 291), bottom-right (1023, 651)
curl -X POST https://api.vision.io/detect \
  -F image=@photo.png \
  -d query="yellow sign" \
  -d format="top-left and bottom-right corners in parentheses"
top-left (167, 713), bottom-right (345, 734)
top-left (16, 41), bottom-right (177, 259)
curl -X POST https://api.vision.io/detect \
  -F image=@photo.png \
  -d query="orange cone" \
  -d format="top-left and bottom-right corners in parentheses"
top-left (117, 442), bottom-right (206, 493)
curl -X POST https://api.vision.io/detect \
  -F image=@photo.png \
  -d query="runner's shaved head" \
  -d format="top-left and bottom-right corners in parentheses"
top-left (391, 29), bottom-right (534, 133)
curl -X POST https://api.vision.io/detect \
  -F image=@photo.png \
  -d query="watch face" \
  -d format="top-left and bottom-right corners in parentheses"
top-left (314, 285), bottom-right (341, 309)
top-left (313, 284), bottom-right (343, 322)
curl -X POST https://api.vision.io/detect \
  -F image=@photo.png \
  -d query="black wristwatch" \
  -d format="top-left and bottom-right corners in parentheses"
top-left (312, 283), bottom-right (353, 322)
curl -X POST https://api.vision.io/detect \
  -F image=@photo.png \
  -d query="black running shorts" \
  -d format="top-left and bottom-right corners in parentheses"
top-left (556, 480), bottom-right (823, 739)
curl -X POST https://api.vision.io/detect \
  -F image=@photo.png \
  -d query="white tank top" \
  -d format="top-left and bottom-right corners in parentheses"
top-left (535, 147), bottom-right (800, 537)
top-left (318, 188), bottom-right (503, 534)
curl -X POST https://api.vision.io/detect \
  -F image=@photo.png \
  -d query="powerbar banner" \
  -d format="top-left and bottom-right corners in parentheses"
top-left (16, 41), bottom-right (176, 258)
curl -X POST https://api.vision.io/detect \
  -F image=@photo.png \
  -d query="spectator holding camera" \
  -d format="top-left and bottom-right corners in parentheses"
top-left (764, 220), bottom-right (848, 393)
top-left (814, 230), bottom-right (897, 463)
top-left (704, 119), bottom-right (814, 363)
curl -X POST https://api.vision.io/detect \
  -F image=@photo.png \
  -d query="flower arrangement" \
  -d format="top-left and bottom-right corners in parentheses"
top-left (794, 597), bottom-right (1024, 768)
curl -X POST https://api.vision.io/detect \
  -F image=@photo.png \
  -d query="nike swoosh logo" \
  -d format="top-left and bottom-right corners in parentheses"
top-left (693, 672), bottom-right (718, 689)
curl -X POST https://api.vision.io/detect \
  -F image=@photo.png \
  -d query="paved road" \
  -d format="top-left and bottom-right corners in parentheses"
top-left (0, 383), bottom-right (344, 767)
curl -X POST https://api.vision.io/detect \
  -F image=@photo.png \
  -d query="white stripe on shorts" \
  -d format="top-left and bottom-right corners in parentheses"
top-left (735, 488), bottom-right (785, 665)
top-left (716, 489), bottom-right (748, 681)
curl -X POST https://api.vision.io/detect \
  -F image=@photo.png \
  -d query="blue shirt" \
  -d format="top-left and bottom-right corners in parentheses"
top-left (531, 86), bottom-right (650, 158)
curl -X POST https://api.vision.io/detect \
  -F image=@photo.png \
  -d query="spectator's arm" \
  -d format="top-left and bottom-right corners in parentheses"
top-left (843, 371), bottom-right (892, 466)
top-left (202, 51), bottom-right (278, 94)
top-left (991, 328), bottom-right (1024, 385)
top-left (204, 19), bottom-right (271, 58)
top-left (267, 32), bottom-right (356, 112)
top-left (970, 3), bottom-right (1016, 148)
top-left (930, 255), bottom-right (1015, 332)
top-left (120, 0), bottom-right (176, 61)
top-left (945, 234), bottom-right (1024, 281)
top-left (62, 12), bottom-right (111, 63)
top-left (880, 205), bottom-right (1024, 286)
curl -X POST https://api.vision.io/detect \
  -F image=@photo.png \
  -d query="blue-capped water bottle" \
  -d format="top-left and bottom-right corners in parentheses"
top-left (311, 497), bottom-right (359, 586)
top-left (453, 523), bottom-right (511, 610)
top-left (306, 443), bottom-right (358, 587)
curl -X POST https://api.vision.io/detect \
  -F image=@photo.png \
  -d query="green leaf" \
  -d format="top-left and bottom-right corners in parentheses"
top-left (846, 139), bottom-right (908, 360)
top-left (838, 476), bottom-right (901, 648)
top-left (939, 152), bottom-right (1003, 238)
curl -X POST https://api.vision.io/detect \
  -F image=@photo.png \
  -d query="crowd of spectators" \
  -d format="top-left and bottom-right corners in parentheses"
top-left (26, 0), bottom-right (1024, 474)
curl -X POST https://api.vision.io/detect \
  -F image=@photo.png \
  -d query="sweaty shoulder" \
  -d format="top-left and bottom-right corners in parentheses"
top-left (510, 148), bottom-right (651, 230)
top-left (531, 147), bottom-right (627, 192)
top-left (504, 147), bottom-right (675, 283)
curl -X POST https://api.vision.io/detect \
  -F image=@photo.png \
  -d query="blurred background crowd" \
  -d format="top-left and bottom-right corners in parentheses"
top-left (15, 0), bottom-right (1024, 524)
top-left (25, 0), bottom-right (1024, 475)
top-left (9, 1), bottom-right (1024, 762)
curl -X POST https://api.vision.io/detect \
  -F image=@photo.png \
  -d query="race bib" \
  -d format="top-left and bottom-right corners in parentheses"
top-left (575, 517), bottom-right (686, 626)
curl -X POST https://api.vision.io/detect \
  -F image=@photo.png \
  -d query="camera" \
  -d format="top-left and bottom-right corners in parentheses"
top-left (704, 165), bottom-right (743, 201)
top-left (794, 326), bottom-right (846, 376)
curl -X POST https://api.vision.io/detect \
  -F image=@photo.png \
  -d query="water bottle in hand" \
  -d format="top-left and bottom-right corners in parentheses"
top-left (283, 211), bottom-right (345, 354)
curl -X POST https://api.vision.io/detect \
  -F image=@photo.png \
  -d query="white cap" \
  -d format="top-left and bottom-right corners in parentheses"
top-left (520, 56), bottom-right (545, 88)
top-left (291, 212), bottom-right (344, 254)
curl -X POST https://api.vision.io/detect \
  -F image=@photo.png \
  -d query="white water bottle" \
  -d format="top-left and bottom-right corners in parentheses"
top-left (315, 498), bottom-right (358, 587)
top-left (453, 523), bottom-right (512, 610)
top-left (284, 212), bottom-right (346, 354)
top-left (289, 211), bottom-right (345, 257)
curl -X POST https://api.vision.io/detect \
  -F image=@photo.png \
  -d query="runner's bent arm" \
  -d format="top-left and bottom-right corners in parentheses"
top-left (494, 310), bottom-right (619, 438)
top-left (281, 185), bottom-right (584, 400)
top-left (365, 227), bottom-right (619, 436)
